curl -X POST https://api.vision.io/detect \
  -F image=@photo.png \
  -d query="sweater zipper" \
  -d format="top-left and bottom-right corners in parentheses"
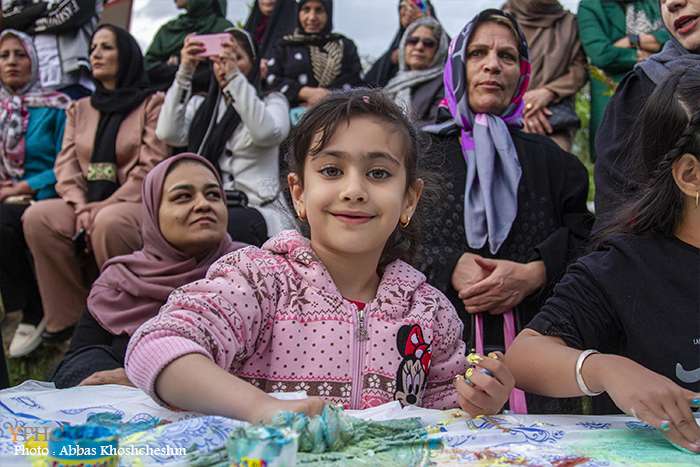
top-left (350, 303), bottom-right (369, 409)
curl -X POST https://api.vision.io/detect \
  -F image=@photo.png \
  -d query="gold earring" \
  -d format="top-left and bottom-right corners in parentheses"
top-left (400, 215), bottom-right (411, 229)
top-left (296, 208), bottom-right (306, 221)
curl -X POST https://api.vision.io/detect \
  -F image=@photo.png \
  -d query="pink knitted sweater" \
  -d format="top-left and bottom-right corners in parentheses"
top-left (125, 230), bottom-right (467, 410)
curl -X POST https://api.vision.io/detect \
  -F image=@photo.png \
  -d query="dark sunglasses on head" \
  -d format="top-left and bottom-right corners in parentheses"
top-left (406, 36), bottom-right (437, 49)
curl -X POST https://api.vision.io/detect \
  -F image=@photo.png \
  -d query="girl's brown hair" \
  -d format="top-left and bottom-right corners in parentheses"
top-left (283, 88), bottom-right (433, 269)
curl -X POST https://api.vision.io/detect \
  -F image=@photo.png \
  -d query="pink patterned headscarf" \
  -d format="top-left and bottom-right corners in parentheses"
top-left (0, 29), bottom-right (70, 181)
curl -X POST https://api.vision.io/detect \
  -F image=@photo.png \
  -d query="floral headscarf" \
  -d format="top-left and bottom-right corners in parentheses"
top-left (0, 29), bottom-right (70, 181)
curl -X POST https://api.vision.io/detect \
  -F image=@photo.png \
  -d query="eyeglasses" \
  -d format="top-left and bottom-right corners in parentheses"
top-left (406, 36), bottom-right (437, 49)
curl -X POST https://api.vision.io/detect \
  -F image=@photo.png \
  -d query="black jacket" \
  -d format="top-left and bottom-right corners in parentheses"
top-left (416, 130), bottom-right (593, 349)
top-left (410, 74), bottom-right (444, 128)
top-left (265, 35), bottom-right (363, 106)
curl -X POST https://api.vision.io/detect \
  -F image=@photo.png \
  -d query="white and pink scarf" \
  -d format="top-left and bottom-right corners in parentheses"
top-left (0, 29), bottom-right (70, 181)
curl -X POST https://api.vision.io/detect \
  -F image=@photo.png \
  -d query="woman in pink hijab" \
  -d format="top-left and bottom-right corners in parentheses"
top-left (52, 153), bottom-right (246, 388)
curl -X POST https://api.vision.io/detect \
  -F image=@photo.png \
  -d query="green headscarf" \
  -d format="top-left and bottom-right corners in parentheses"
top-left (145, 0), bottom-right (232, 68)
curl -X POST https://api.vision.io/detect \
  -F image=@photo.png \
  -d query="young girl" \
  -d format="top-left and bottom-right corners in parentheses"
top-left (125, 90), bottom-right (514, 422)
top-left (507, 69), bottom-right (700, 453)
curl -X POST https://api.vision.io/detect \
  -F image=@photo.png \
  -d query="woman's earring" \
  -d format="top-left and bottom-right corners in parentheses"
top-left (400, 215), bottom-right (411, 229)
top-left (296, 208), bottom-right (306, 221)
top-left (696, 191), bottom-right (699, 209)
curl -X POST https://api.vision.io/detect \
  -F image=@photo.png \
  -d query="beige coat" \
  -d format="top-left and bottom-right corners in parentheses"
top-left (55, 93), bottom-right (170, 206)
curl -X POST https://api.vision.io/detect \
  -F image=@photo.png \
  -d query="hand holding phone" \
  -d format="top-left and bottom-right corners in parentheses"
top-left (190, 33), bottom-right (231, 58)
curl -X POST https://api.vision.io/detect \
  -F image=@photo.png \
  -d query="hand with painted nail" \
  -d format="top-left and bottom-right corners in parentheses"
top-left (593, 354), bottom-right (700, 453)
top-left (454, 352), bottom-right (514, 416)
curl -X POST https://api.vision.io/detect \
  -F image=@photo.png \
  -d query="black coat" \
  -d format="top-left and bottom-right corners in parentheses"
top-left (410, 74), bottom-right (444, 128)
top-left (244, 0), bottom-right (297, 60)
top-left (265, 35), bottom-right (364, 106)
top-left (416, 130), bottom-right (593, 350)
top-left (593, 68), bottom-right (656, 232)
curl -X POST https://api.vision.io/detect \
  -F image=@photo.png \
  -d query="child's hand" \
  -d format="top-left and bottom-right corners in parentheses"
top-left (255, 396), bottom-right (326, 423)
top-left (454, 352), bottom-right (514, 416)
top-left (592, 354), bottom-right (700, 453)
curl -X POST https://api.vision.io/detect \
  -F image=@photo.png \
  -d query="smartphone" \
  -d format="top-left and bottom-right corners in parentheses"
top-left (190, 33), bottom-right (230, 58)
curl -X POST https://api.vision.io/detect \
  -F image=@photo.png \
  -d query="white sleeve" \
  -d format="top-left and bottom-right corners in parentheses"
top-left (224, 73), bottom-right (291, 147)
top-left (156, 67), bottom-right (203, 147)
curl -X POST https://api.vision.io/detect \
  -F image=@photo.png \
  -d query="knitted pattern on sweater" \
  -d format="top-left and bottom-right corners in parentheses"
top-left (126, 230), bottom-right (467, 411)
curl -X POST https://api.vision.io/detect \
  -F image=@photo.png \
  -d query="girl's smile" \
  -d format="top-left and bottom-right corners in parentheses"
top-left (290, 115), bottom-right (421, 261)
top-left (329, 210), bottom-right (377, 225)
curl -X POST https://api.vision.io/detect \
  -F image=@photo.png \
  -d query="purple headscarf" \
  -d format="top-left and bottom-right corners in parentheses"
top-left (424, 9), bottom-right (531, 254)
top-left (88, 153), bottom-right (246, 336)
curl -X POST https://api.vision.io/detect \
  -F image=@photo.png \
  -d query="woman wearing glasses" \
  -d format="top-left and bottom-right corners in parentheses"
top-left (384, 17), bottom-right (449, 128)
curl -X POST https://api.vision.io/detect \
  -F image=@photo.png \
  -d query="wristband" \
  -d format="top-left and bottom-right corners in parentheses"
top-left (575, 349), bottom-right (604, 396)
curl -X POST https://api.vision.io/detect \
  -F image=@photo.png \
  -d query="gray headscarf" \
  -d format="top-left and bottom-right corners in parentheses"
top-left (637, 37), bottom-right (700, 85)
top-left (384, 17), bottom-right (449, 114)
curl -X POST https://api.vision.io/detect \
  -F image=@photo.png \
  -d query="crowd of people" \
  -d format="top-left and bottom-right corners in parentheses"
top-left (0, 0), bottom-right (698, 454)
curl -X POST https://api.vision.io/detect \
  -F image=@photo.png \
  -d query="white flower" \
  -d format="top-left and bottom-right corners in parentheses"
top-left (368, 375), bottom-right (380, 389)
top-left (294, 52), bottom-right (303, 60)
top-left (271, 382), bottom-right (287, 392)
top-left (294, 382), bottom-right (311, 393)
top-left (340, 384), bottom-right (352, 398)
top-left (318, 382), bottom-right (333, 397)
top-left (298, 74), bottom-right (308, 85)
top-left (386, 380), bottom-right (396, 394)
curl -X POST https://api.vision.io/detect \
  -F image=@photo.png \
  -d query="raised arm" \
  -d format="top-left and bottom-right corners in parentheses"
top-left (226, 74), bottom-right (290, 146)
top-left (156, 66), bottom-right (200, 147)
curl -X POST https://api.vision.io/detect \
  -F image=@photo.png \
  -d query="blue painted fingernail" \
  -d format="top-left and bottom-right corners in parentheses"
top-left (659, 421), bottom-right (671, 432)
top-left (691, 397), bottom-right (700, 407)
top-left (479, 368), bottom-right (494, 377)
top-left (670, 441), bottom-right (700, 454)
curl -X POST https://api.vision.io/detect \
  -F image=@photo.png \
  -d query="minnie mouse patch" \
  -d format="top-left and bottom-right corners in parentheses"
top-left (393, 324), bottom-right (432, 407)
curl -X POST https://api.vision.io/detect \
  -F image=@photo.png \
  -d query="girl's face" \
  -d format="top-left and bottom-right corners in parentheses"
top-left (0, 36), bottom-right (32, 93)
top-left (259, 0), bottom-right (277, 16)
top-left (158, 161), bottom-right (228, 259)
top-left (661, 0), bottom-right (700, 52)
top-left (405, 26), bottom-right (438, 71)
top-left (90, 28), bottom-right (119, 88)
top-left (289, 115), bottom-right (422, 261)
top-left (299, 1), bottom-right (328, 34)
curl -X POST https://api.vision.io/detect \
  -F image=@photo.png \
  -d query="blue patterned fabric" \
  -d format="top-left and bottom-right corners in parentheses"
top-left (1, 383), bottom-right (699, 465)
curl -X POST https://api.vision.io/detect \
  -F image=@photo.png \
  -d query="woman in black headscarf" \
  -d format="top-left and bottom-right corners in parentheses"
top-left (264, 0), bottom-right (363, 109)
top-left (244, 0), bottom-right (297, 77)
top-left (22, 25), bottom-right (170, 343)
top-left (364, 0), bottom-right (437, 88)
